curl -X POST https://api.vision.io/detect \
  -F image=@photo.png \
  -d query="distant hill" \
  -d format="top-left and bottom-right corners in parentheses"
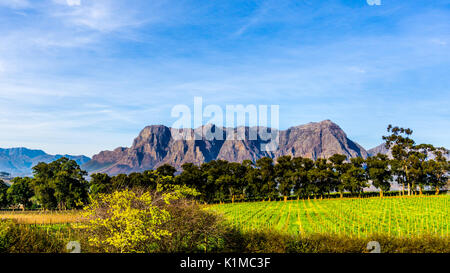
top-left (368, 144), bottom-right (450, 160)
top-left (368, 144), bottom-right (392, 157)
top-left (83, 120), bottom-right (369, 175)
top-left (0, 147), bottom-right (90, 177)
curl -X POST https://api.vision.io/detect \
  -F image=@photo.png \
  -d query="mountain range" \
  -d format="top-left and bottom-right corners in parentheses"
top-left (0, 148), bottom-right (90, 177)
top-left (3, 120), bottom-right (446, 177)
top-left (82, 120), bottom-right (370, 175)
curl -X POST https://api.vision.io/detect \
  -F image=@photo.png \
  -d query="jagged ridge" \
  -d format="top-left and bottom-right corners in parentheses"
top-left (83, 120), bottom-right (369, 175)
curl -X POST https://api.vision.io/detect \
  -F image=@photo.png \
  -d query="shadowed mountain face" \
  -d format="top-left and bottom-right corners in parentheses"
top-left (83, 120), bottom-right (369, 175)
top-left (0, 147), bottom-right (90, 177)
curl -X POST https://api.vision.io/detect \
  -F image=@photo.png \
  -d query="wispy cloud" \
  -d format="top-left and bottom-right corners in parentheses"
top-left (0, 0), bottom-right (449, 155)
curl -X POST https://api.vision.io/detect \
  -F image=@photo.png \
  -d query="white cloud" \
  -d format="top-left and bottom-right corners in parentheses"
top-left (66, 0), bottom-right (81, 6)
top-left (50, 0), bottom-right (152, 33)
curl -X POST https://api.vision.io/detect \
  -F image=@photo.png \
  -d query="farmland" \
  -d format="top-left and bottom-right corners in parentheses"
top-left (1, 194), bottom-right (449, 253)
top-left (207, 195), bottom-right (450, 238)
top-left (0, 210), bottom-right (81, 225)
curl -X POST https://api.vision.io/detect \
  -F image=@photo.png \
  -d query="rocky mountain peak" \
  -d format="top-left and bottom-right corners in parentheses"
top-left (83, 120), bottom-right (369, 175)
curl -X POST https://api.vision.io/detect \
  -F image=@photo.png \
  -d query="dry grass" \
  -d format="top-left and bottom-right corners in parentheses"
top-left (0, 210), bottom-right (82, 224)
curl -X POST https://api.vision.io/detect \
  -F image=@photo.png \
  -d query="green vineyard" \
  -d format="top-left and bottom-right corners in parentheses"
top-left (207, 195), bottom-right (450, 238)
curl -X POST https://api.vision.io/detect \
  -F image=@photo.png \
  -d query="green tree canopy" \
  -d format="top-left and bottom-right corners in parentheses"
top-left (32, 157), bottom-right (89, 209)
top-left (366, 154), bottom-right (392, 197)
top-left (7, 177), bottom-right (34, 209)
top-left (90, 173), bottom-right (112, 196)
top-left (0, 180), bottom-right (9, 208)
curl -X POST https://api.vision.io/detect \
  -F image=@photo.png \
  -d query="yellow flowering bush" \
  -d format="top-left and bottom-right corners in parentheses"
top-left (80, 189), bottom-right (172, 253)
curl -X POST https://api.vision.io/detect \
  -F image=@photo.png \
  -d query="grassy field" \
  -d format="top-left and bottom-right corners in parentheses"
top-left (0, 210), bottom-right (81, 224)
top-left (207, 195), bottom-right (450, 238)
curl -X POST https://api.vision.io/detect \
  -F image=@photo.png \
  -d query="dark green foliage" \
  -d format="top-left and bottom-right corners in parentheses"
top-left (89, 173), bottom-right (112, 196)
top-left (275, 156), bottom-right (295, 200)
top-left (256, 157), bottom-right (277, 200)
top-left (7, 177), bottom-right (34, 208)
top-left (0, 180), bottom-right (9, 208)
top-left (383, 125), bottom-right (450, 195)
top-left (156, 164), bottom-right (177, 177)
top-left (341, 157), bottom-right (367, 194)
top-left (366, 153), bottom-right (392, 196)
top-left (32, 157), bottom-right (89, 209)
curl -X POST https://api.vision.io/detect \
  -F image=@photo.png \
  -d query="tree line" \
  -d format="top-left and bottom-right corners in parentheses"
top-left (0, 125), bottom-right (448, 209)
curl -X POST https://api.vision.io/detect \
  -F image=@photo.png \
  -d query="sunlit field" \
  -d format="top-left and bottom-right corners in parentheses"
top-left (207, 195), bottom-right (450, 238)
top-left (0, 210), bottom-right (81, 225)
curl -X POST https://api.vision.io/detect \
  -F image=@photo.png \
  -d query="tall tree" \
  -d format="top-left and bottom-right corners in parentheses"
top-left (0, 180), bottom-right (9, 208)
top-left (176, 163), bottom-right (207, 201)
top-left (307, 158), bottom-right (334, 199)
top-left (275, 155), bottom-right (295, 202)
top-left (341, 157), bottom-right (367, 195)
top-left (256, 157), bottom-right (277, 201)
top-left (242, 160), bottom-right (263, 200)
top-left (329, 154), bottom-right (349, 198)
top-left (382, 125), bottom-right (415, 195)
top-left (292, 157), bottom-right (314, 199)
top-left (202, 160), bottom-right (230, 203)
top-left (32, 157), bottom-right (89, 210)
top-left (366, 154), bottom-right (392, 197)
top-left (7, 177), bottom-right (34, 209)
top-left (424, 148), bottom-right (449, 195)
top-left (227, 162), bottom-right (247, 202)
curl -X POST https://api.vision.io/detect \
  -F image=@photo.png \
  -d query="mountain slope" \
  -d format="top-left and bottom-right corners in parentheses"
top-left (84, 120), bottom-right (369, 175)
top-left (0, 147), bottom-right (90, 177)
top-left (368, 143), bottom-right (449, 160)
top-left (367, 144), bottom-right (392, 157)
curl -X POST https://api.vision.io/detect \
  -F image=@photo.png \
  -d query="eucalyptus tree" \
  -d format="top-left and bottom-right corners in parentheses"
top-left (227, 162), bottom-right (247, 202)
top-left (256, 157), bottom-right (277, 201)
top-left (7, 177), bottom-right (34, 209)
top-left (32, 157), bottom-right (89, 210)
top-left (176, 163), bottom-right (207, 201)
top-left (382, 125), bottom-right (415, 195)
top-left (424, 148), bottom-right (450, 195)
top-left (328, 154), bottom-right (349, 198)
top-left (242, 159), bottom-right (262, 200)
top-left (292, 157), bottom-right (314, 199)
top-left (275, 155), bottom-right (295, 202)
top-left (341, 157), bottom-right (368, 195)
top-left (366, 154), bottom-right (392, 197)
top-left (307, 158), bottom-right (334, 199)
top-left (0, 180), bottom-right (9, 208)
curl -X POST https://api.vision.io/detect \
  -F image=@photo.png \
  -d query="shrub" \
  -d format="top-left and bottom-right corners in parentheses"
top-left (0, 220), bottom-right (65, 253)
top-left (78, 189), bottom-right (172, 253)
top-left (77, 186), bottom-right (225, 253)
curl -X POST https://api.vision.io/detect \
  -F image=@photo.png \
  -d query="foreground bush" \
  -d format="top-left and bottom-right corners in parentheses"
top-left (77, 187), bottom-right (226, 253)
top-left (0, 220), bottom-right (65, 253)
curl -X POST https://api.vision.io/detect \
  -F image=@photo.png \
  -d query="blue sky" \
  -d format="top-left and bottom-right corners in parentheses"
top-left (0, 0), bottom-right (449, 157)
